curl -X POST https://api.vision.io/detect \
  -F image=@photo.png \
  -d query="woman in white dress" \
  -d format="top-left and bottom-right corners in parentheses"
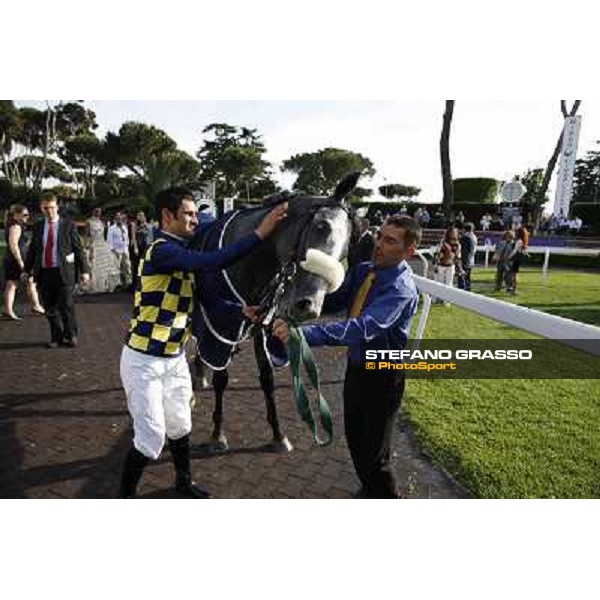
top-left (85, 208), bottom-right (120, 294)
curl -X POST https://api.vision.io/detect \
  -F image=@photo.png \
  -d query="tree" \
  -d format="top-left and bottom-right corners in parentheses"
top-left (196, 123), bottom-right (275, 199)
top-left (281, 147), bottom-right (375, 195)
top-left (570, 142), bottom-right (600, 210)
top-left (378, 183), bottom-right (421, 200)
top-left (106, 122), bottom-right (200, 200)
top-left (0, 101), bottom-right (97, 190)
top-left (0, 101), bottom-right (21, 182)
top-left (440, 100), bottom-right (455, 219)
top-left (60, 133), bottom-right (107, 197)
top-left (534, 100), bottom-right (582, 230)
top-left (1, 155), bottom-right (72, 188)
top-left (518, 169), bottom-right (547, 223)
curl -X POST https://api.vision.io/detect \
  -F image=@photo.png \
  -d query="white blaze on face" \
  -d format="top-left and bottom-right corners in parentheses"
top-left (326, 208), bottom-right (350, 262)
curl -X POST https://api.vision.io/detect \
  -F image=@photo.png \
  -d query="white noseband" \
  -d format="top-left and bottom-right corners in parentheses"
top-left (299, 248), bottom-right (345, 293)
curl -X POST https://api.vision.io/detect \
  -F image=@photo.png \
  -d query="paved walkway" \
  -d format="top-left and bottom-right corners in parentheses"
top-left (0, 293), bottom-right (467, 499)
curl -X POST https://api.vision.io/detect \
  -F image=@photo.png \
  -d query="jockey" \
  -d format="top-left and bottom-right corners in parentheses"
top-left (118, 186), bottom-right (287, 498)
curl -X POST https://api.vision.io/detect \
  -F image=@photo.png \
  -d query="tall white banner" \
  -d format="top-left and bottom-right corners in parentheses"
top-left (553, 115), bottom-right (582, 217)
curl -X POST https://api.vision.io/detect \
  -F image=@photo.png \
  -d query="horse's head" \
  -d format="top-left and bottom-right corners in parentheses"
top-left (270, 171), bottom-right (360, 321)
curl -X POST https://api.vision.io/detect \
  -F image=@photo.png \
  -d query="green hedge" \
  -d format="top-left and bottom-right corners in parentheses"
top-left (453, 178), bottom-right (500, 203)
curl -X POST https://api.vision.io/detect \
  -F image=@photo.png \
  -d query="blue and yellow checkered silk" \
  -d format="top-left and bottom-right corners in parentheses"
top-left (126, 239), bottom-right (194, 357)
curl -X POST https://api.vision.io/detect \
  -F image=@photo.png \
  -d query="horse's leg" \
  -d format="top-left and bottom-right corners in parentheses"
top-left (195, 355), bottom-right (209, 389)
top-left (209, 368), bottom-right (229, 452)
top-left (254, 332), bottom-right (293, 453)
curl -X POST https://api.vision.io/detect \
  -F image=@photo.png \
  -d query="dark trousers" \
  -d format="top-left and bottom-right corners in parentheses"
top-left (38, 268), bottom-right (78, 342)
top-left (458, 267), bottom-right (472, 291)
top-left (343, 362), bottom-right (405, 498)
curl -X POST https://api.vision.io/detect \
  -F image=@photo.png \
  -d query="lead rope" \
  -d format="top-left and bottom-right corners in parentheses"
top-left (286, 318), bottom-right (333, 446)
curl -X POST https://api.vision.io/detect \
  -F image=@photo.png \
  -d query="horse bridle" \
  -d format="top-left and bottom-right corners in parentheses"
top-left (254, 198), bottom-right (356, 328)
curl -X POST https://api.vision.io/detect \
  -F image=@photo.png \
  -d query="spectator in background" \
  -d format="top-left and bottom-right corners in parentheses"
top-left (455, 210), bottom-right (465, 227)
top-left (129, 211), bottom-right (153, 289)
top-left (2, 204), bottom-right (45, 320)
top-left (373, 210), bottom-right (384, 227)
top-left (490, 214), bottom-right (502, 231)
top-left (419, 207), bottom-right (430, 227)
top-left (557, 214), bottom-right (569, 234)
top-left (493, 230), bottom-right (515, 292)
top-left (458, 222), bottom-right (478, 291)
top-left (569, 216), bottom-right (582, 234)
top-left (107, 212), bottom-right (132, 290)
top-left (399, 205), bottom-right (408, 216)
top-left (433, 226), bottom-right (461, 305)
top-left (413, 207), bottom-right (422, 224)
top-left (348, 218), bottom-right (375, 269)
top-left (512, 213), bottom-right (523, 230)
top-left (506, 227), bottom-right (529, 294)
top-left (24, 193), bottom-right (90, 347)
top-left (480, 213), bottom-right (491, 231)
top-left (85, 208), bottom-right (120, 294)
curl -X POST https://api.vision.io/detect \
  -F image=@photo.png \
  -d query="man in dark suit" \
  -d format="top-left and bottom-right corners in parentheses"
top-left (348, 218), bottom-right (375, 268)
top-left (25, 192), bottom-right (90, 348)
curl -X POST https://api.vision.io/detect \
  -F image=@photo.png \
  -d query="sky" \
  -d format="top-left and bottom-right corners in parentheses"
top-left (18, 100), bottom-right (599, 208)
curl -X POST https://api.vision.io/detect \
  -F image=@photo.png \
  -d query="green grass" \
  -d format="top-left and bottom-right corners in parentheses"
top-left (404, 267), bottom-right (600, 498)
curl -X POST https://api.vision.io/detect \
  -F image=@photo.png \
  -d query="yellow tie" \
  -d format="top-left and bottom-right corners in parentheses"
top-left (348, 271), bottom-right (376, 318)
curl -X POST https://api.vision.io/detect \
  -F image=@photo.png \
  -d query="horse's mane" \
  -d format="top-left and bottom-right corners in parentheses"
top-left (262, 190), bottom-right (300, 208)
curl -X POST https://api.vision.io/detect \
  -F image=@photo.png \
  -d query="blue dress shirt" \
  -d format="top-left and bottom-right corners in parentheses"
top-left (302, 260), bottom-right (419, 364)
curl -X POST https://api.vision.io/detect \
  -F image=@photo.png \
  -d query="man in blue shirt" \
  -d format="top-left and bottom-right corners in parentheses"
top-left (271, 215), bottom-right (421, 498)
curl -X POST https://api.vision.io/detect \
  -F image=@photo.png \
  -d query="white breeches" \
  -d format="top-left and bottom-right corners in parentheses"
top-left (435, 265), bottom-right (455, 287)
top-left (120, 345), bottom-right (193, 460)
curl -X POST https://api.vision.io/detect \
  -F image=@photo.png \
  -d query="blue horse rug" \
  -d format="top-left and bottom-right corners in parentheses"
top-left (191, 210), bottom-right (288, 371)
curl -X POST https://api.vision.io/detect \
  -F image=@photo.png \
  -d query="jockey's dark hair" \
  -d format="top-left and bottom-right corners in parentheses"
top-left (155, 186), bottom-right (195, 224)
top-left (386, 215), bottom-right (422, 247)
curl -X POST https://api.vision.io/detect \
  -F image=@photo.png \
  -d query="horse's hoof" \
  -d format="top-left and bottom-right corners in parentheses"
top-left (200, 377), bottom-right (210, 389)
top-left (208, 436), bottom-right (229, 453)
top-left (267, 437), bottom-right (293, 453)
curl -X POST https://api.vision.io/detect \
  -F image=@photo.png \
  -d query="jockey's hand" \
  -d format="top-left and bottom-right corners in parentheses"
top-left (272, 318), bottom-right (290, 344)
top-left (255, 202), bottom-right (288, 240)
top-left (243, 306), bottom-right (263, 324)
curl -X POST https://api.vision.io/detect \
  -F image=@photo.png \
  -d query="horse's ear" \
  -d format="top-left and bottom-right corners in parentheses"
top-left (333, 171), bottom-right (361, 202)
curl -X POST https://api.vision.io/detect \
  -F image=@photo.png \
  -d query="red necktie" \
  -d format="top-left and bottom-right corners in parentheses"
top-left (44, 221), bottom-right (55, 268)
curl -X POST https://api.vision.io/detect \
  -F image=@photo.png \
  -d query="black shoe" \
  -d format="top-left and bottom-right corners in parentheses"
top-left (119, 446), bottom-right (149, 498)
top-left (351, 487), bottom-right (366, 499)
top-left (168, 434), bottom-right (211, 499)
top-left (175, 480), bottom-right (212, 499)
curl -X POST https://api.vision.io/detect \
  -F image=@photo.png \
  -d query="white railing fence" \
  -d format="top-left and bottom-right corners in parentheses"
top-left (409, 252), bottom-right (600, 357)
top-left (419, 244), bottom-right (600, 279)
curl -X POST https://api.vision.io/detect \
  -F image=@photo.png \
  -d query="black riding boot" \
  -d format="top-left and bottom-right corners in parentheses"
top-left (167, 434), bottom-right (211, 499)
top-left (119, 445), bottom-right (149, 498)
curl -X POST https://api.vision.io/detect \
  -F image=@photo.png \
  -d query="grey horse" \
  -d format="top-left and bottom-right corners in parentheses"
top-left (190, 172), bottom-right (360, 453)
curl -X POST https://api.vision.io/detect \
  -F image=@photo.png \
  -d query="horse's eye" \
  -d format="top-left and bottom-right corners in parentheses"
top-left (316, 221), bottom-right (331, 234)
